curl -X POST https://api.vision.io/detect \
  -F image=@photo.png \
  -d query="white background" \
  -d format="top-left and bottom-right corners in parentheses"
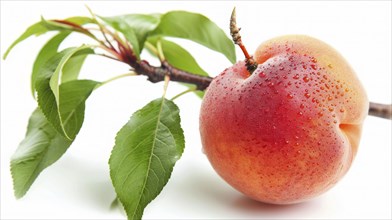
top-left (1, 1), bottom-right (391, 219)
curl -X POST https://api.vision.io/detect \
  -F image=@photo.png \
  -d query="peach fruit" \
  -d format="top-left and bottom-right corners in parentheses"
top-left (199, 35), bottom-right (368, 204)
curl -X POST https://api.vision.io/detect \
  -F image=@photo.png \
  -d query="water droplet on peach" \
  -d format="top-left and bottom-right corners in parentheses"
top-left (318, 112), bottom-right (324, 117)
top-left (259, 72), bottom-right (266, 78)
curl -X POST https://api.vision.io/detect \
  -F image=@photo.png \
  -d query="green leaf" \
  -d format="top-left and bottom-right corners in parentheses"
top-left (110, 98), bottom-right (185, 220)
top-left (35, 47), bottom-right (98, 140)
top-left (31, 32), bottom-right (71, 97)
top-left (10, 108), bottom-right (73, 198)
top-left (147, 37), bottom-right (209, 98)
top-left (66, 16), bottom-right (94, 25)
top-left (100, 14), bottom-right (161, 59)
top-left (48, 46), bottom-right (94, 106)
top-left (37, 79), bottom-right (99, 140)
top-left (61, 52), bottom-right (90, 83)
top-left (3, 16), bottom-right (93, 59)
top-left (158, 38), bottom-right (209, 77)
top-left (3, 22), bottom-right (48, 59)
top-left (59, 80), bottom-right (99, 139)
top-left (100, 11), bottom-right (235, 63)
top-left (151, 11), bottom-right (236, 63)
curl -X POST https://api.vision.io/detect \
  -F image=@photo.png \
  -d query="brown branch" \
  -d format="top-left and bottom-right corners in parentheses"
top-left (133, 60), bottom-right (212, 91)
top-left (369, 102), bottom-right (392, 119)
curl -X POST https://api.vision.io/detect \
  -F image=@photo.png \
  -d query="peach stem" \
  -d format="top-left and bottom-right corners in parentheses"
top-left (230, 7), bottom-right (258, 73)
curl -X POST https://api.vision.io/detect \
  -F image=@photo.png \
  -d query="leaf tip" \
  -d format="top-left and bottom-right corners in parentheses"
top-left (3, 52), bottom-right (9, 60)
top-left (13, 189), bottom-right (25, 199)
top-left (3, 43), bottom-right (15, 60)
top-left (10, 163), bottom-right (27, 199)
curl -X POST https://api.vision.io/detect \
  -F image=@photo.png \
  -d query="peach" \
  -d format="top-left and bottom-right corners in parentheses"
top-left (199, 35), bottom-right (368, 204)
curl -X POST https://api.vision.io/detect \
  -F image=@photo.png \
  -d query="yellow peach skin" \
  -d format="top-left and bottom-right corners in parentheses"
top-left (199, 35), bottom-right (368, 204)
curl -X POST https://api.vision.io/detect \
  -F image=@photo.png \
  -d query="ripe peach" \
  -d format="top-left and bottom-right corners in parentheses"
top-left (199, 35), bottom-right (368, 204)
